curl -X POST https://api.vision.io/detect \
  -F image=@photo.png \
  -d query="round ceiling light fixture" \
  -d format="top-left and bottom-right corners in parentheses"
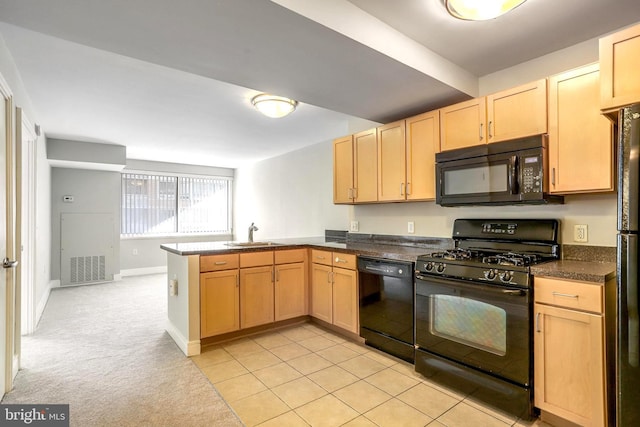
top-left (445, 0), bottom-right (526, 20)
top-left (251, 94), bottom-right (298, 118)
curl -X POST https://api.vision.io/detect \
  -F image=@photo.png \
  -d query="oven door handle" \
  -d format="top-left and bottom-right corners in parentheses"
top-left (416, 274), bottom-right (529, 298)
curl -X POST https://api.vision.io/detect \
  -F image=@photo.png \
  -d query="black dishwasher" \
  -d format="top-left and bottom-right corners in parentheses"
top-left (357, 256), bottom-right (415, 362)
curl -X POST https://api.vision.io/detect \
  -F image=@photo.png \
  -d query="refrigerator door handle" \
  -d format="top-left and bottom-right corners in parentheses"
top-left (627, 235), bottom-right (640, 367)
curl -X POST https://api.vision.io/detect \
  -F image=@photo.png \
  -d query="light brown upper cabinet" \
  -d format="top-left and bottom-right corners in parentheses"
top-left (406, 110), bottom-right (440, 200)
top-left (486, 79), bottom-right (547, 143)
top-left (440, 80), bottom-right (547, 152)
top-left (333, 135), bottom-right (354, 204)
top-left (377, 120), bottom-right (406, 202)
top-left (333, 129), bottom-right (378, 204)
top-left (353, 128), bottom-right (378, 203)
top-left (600, 22), bottom-right (640, 111)
top-left (440, 98), bottom-right (486, 151)
top-left (548, 64), bottom-right (614, 194)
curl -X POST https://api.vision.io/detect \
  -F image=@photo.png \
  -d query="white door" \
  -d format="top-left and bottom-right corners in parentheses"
top-left (0, 73), bottom-right (16, 398)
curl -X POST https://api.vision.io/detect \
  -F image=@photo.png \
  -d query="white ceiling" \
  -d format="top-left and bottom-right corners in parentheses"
top-left (0, 0), bottom-right (639, 168)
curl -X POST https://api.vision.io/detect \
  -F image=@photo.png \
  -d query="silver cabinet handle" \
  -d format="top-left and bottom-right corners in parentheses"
top-left (316, 255), bottom-right (326, 260)
top-left (335, 257), bottom-right (347, 263)
top-left (479, 123), bottom-right (484, 140)
top-left (2, 258), bottom-right (18, 269)
top-left (488, 120), bottom-right (493, 138)
top-left (400, 183), bottom-right (404, 196)
top-left (552, 167), bottom-right (556, 187)
top-left (551, 291), bottom-right (579, 299)
top-left (406, 182), bottom-right (411, 195)
top-left (214, 261), bottom-right (227, 265)
top-left (535, 312), bottom-right (541, 333)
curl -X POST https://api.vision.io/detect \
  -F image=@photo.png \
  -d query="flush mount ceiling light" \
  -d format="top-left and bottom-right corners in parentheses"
top-left (446, 0), bottom-right (526, 20)
top-left (251, 94), bottom-right (298, 118)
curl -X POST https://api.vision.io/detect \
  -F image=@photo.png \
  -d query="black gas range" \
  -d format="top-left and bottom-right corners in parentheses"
top-left (414, 218), bottom-right (560, 420)
top-left (416, 219), bottom-right (560, 287)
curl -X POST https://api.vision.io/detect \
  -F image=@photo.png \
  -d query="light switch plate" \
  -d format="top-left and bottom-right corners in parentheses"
top-left (350, 221), bottom-right (359, 232)
top-left (408, 221), bottom-right (415, 234)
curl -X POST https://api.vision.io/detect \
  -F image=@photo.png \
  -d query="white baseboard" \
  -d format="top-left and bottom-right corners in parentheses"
top-left (33, 280), bottom-right (55, 330)
top-left (166, 320), bottom-right (200, 356)
top-left (120, 266), bottom-right (167, 277)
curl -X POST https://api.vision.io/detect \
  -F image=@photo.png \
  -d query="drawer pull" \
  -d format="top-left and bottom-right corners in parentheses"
top-left (551, 291), bottom-right (579, 299)
top-left (214, 261), bottom-right (227, 265)
top-left (535, 312), bottom-right (541, 333)
top-left (316, 255), bottom-right (326, 260)
top-left (335, 257), bottom-right (347, 263)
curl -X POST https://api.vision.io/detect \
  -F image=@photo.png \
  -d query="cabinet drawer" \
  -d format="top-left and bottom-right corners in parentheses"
top-left (535, 276), bottom-right (603, 313)
top-left (240, 251), bottom-right (274, 268)
top-left (332, 253), bottom-right (356, 270)
top-left (311, 249), bottom-right (333, 266)
top-left (200, 253), bottom-right (239, 272)
top-left (275, 249), bottom-right (305, 264)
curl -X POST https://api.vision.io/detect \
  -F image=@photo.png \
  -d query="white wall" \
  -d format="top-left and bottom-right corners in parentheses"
top-left (235, 139), bottom-right (351, 239)
top-left (0, 34), bottom-right (52, 317)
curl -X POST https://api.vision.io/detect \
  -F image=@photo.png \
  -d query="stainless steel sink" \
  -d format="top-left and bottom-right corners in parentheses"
top-left (224, 241), bottom-right (281, 247)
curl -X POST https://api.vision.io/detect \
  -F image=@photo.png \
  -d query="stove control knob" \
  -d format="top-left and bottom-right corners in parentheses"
top-left (484, 269), bottom-right (496, 280)
top-left (436, 263), bottom-right (446, 273)
top-left (425, 262), bottom-right (434, 271)
top-left (500, 271), bottom-right (513, 282)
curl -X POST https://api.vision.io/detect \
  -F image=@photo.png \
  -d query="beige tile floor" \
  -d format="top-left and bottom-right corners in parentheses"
top-left (192, 323), bottom-right (554, 427)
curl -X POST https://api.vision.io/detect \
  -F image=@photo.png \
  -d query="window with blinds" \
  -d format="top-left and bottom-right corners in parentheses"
top-left (121, 172), bottom-right (231, 236)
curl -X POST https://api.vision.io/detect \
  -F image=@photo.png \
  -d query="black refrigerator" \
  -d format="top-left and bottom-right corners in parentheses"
top-left (615, 103), bottom-right (640, 426)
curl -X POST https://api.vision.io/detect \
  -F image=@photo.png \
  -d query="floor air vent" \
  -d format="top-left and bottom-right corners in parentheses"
top-left (69, 255), bottom-right (106, 284)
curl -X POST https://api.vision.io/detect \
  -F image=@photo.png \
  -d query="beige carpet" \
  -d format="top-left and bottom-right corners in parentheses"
top-left (1, 274), bottom-right (243, 427)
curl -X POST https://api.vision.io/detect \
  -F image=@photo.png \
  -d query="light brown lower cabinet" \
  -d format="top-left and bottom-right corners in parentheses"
top-left (200, 249), bottom-right (307, 339)
top-left (534, 276), bottom-right (607, 427)
top-left (275, 262), bottom-right (307, 321)
top-left (240, 265), bottom-right (274, 328)
top-left (200, 269), bottom-right (240, 338)
top-left (310, 250), bottom-right (358, 334)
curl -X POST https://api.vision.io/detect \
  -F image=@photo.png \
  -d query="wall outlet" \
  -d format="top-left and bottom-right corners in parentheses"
top-left (408, 221), bottom-right (415, 234)
top-left (350, 221), bottom-right (359, 232)
top-left (574, 224), bottom-right (588, 242)
top-left (169, 279), bottom-right (178, 296)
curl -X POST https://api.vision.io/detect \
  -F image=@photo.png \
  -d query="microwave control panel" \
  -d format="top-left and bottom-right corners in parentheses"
top-left (521, 155), bottom-right (543, 194)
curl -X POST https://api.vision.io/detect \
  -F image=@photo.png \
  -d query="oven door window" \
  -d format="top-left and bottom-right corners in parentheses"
top-left (430, 294), bottom-right (506, 356)
top-left (415, 276), bottom-right (530, 386)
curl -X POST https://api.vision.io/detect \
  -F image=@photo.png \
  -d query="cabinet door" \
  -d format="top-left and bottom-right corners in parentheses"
top-left (549, 64), bottom-right (614, 194)
top-left (377, 120), bottom-right (406, 202)
top-left (332, 267), bottom-right (358, 334)
top-left (333, 135), bottom-right (354, 204)
top-left (200, 270), bottom-right (239, 338)
top-left (486, 79), bottom-right (547, 143)
top-left (406, 110), bottom-right (440, 201)
top-left (310, 263), bottom-right (333, 323)
top-left (600, 23), bottom-right (640, 110)
top-left (240, 266), bottom-right (274, 328)
top-left (440, 98), bottom-right (486, 151)
top-left (353, 128), bottom-right (378, 203)
top-left (275, 262), bottom-right (307, 321)
top-left (534, 303), bottom-right (606, 427)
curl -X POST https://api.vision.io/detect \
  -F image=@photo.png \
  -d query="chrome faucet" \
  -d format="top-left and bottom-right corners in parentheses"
top-left (248, 222), bottom-right (259, 242)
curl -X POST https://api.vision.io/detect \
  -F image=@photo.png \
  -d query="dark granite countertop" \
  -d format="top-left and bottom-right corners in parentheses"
top-left (531, 260), bottom-right (616, 284)
top-left (161, 236), bottom-right (618, 281)
top-left (160, 235), bottom-right (451, 263)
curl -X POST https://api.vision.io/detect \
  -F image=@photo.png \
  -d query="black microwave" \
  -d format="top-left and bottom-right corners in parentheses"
top-left (435, 135), bottom-right (564, 206)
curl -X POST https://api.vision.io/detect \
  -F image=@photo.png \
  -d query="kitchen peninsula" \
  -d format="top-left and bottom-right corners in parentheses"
top-left (161, 235), bottom-right (615, 357)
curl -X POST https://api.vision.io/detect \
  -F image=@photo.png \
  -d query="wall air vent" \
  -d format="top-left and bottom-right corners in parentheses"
top-left (69, 255), bottom-right (106, 284)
